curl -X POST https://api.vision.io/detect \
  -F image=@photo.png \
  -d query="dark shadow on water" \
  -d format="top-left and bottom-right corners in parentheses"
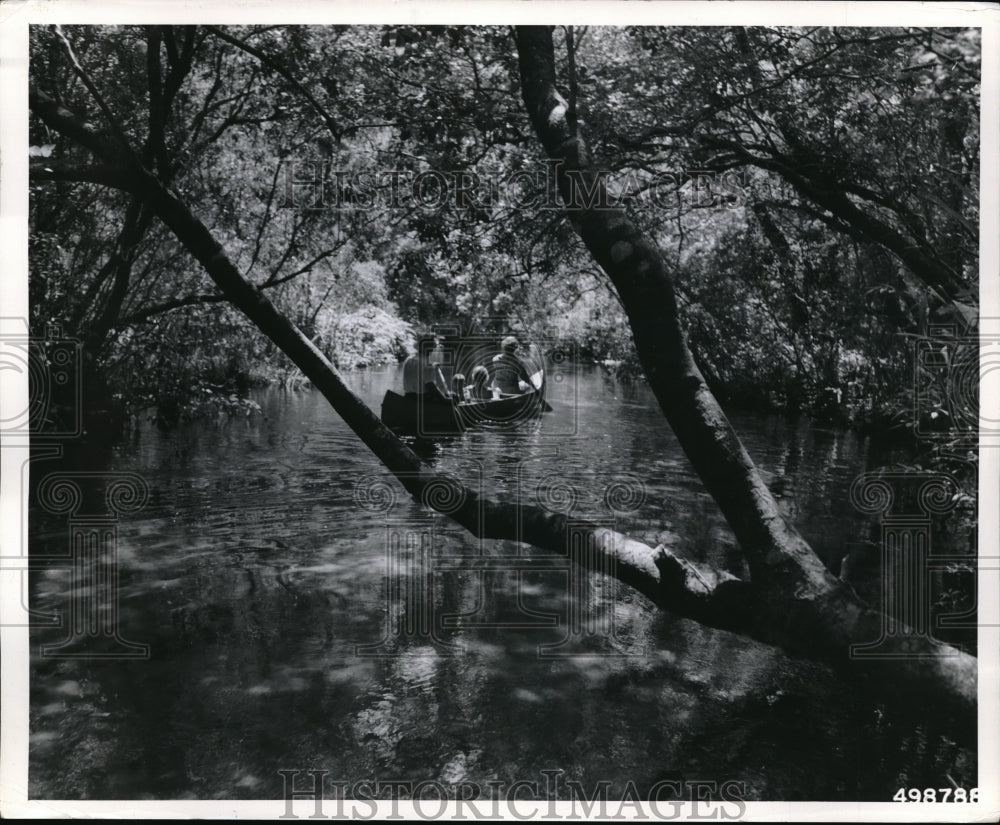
top-left (26, 366), bottom-right (976, 801)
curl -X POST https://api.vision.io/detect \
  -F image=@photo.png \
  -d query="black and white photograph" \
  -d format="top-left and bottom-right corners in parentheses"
top-left (1, 1), bottom-right (998, 820)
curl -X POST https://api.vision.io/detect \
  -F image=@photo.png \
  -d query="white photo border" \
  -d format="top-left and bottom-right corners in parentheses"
top-left (2, 1), bottom-right (998, 820)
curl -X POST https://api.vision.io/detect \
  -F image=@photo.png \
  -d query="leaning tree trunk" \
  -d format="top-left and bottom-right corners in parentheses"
top-left (29, 29), bottom-right (976, 739)
top-left (514, 27), bottom-right (838, 597)
top-left (513, 25), bottom-right (975, 723)
top-left (28, 89), bottom-right (766, 633)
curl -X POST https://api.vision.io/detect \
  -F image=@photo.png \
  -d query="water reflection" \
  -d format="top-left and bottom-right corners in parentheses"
top-left (28, 366), bottom-right (972, 800)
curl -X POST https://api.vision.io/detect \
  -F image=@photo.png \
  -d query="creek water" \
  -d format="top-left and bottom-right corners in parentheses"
top-left (28, 366), bottom-right (975, 801)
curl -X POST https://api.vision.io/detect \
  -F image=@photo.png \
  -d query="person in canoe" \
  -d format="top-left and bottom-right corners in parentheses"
top-left (402, 333), bottom-right (452, 400)
top-left (466, 365), bottom-right (493, 401)
top-left (490, 335), bottom-right (535, 397)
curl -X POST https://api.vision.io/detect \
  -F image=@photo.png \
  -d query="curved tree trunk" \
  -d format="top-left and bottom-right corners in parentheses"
top-left (514, 27), bottom-right (835, 598)
top-left (513, 25), bottom-right (975, 726)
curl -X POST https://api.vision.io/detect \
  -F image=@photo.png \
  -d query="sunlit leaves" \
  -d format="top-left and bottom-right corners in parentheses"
top-left (29, 23), bottom-right (980, 427)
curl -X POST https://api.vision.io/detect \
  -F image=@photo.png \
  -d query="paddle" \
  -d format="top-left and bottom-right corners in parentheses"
top-left (531, 370), bottom-right (552, 412)
top-left (527, 368), bottom-right (553, 412)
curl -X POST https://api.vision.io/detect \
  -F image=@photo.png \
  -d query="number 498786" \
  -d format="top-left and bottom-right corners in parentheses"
top-left (893, 788), bottom-right (979, 803)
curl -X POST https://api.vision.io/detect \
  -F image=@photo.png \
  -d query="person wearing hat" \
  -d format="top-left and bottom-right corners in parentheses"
top-left (490, 335), bottom-right (534, 396)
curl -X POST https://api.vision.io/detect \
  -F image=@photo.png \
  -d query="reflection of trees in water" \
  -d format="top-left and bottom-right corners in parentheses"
top-left (27, 383), bottom-right (977, 800)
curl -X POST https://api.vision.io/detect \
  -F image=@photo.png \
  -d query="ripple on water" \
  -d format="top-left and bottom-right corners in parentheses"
top-left (27, 370), bottom-right (971, 800)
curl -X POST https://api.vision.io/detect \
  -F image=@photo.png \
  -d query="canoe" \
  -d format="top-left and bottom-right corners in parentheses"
top-left (381, 390), bottom-right (463, 434)
top-left (381, 373), bottom-right (546, 435)
top-left (457, 387), bottom-right (546, 427)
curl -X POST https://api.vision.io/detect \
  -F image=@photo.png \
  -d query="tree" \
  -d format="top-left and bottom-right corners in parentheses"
top-left (592, 26), bottom-right (979, 315)
top-left (28, 23), bottom-right (977, 739)
top-left (30, 25), bottom-right (419, 419)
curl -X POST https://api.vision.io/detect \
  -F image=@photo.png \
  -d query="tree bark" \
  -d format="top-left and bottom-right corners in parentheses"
top-left (515, 27), bottom-right (834, 597)
top-left (514, 26), bottom-right (975, 729)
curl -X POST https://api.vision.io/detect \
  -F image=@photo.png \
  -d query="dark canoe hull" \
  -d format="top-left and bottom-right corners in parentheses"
top-left (381, 390), bottom-right (463, 434)
top-left (380, 388), bottom-right (545, 435)
top-left (457, 390), bottom-right (544, 427)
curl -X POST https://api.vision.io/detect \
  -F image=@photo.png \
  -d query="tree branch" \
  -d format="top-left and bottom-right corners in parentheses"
top-left (29, 158), bottom-right (135, 189)
top-left (245, 161), bottom-right (284, 278)
top-left (144, 26), bottom-right (171, 177)
top-left (29, 90), bottom-right (126, 165)
top-left (263, 240), bottom-right (349, 289)
top-left (85, 204), bottom-right (157, 355)
top-left (700, 133), bottom-right (967, 303)
top-left (50, 26), bottom-right (143, 168)
top-left (121, 293), bottom-right (229, 325)
top-left (205, 25), bottom-right (341, 142)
